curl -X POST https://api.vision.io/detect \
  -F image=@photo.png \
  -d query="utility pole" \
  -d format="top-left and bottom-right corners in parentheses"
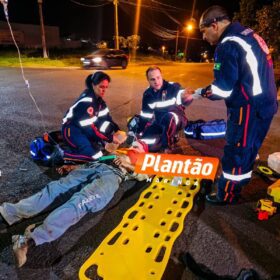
top-left (184, 0), bottom-right (196, 62)
top-left (184, 35), bottom-right (189, 62)
top-left (113, 0), bottom-right (119, 49)
top-left (38, 0), bottom-right (48, 58)
top-left (175, 28), bottom-right (179, 60)
top-left (132, 0), bottom-right (142, 60)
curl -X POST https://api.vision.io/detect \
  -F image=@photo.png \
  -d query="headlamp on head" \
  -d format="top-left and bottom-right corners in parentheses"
top-left (199, 15), bottom-right (229, 29)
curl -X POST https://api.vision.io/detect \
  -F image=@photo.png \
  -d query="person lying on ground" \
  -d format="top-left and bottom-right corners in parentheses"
top-left (0, 140), bottom-right (148, 268)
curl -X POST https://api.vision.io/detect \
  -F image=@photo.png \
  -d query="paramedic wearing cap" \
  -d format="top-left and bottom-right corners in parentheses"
top-left (136, 66), bottom-right (192, 152)
top-left (62, 71), bottom-right (121, 162)
top-left (194, 5), bottom-right (278, 205)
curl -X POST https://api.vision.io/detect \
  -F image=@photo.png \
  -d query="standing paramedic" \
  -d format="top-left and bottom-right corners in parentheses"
top-left (62, 71), bottom-right (121, 162)
top-left (131, 66), bottom-right (192, 152)
top-left (193, 5), bottom-right (278, 204)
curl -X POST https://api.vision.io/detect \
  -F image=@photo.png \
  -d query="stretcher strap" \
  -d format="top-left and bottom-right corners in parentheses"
top-left (79, 176), bottom-right (201, 280)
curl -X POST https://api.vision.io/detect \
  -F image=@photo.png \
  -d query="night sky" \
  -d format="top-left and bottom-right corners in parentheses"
top-left (0, 0), bottom-right (240, 51)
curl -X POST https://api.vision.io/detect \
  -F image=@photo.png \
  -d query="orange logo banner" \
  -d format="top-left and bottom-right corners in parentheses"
top-left (135, 153), bottom-right (219, 180)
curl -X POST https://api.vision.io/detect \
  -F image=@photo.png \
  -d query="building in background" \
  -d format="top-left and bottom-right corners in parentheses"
top-left (0, 21), bottom-right (62, 48)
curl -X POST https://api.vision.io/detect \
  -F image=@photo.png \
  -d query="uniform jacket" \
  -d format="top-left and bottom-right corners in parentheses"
top-left (139, 80), bottom-right (188, 130)
top-left (62, 89), bottom-right (119, 142)
top-left (206, 22), bottom-right (278, 118)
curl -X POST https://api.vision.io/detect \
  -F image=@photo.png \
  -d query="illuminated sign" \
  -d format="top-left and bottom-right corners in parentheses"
top-left (135, 153), bottom-right (219, 180)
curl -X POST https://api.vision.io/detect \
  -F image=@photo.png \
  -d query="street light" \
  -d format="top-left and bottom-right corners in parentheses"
top-left (162, 45), bottom-right (166, 56)
top-left (186, 23), bottom-right (193, 32)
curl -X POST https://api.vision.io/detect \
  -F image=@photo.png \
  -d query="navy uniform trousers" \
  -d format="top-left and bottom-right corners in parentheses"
top-left (218, 105), bottom-right (273, 203)
top-left (140, 112), bottom-right (186, 152)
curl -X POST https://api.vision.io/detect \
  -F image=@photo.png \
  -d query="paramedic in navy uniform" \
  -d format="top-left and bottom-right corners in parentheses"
top-left (136, 66), bottom-right (192, 152)
top-left (62, 71), bottom-right (121, 162)
top-left (192, 6), bottom-right (278, 204)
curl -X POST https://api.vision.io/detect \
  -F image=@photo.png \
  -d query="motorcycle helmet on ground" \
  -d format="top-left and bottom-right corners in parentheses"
top-left (30, 136), bottom-right (64, 166)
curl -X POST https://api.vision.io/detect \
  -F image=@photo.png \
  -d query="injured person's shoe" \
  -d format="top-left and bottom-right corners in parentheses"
top-left (12, 224), bottom-right (35, 268)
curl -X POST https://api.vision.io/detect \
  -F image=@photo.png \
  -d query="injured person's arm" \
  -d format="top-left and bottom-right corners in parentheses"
top-left (113, 154), bottom-right (149, 181)
top-left (56, 164), bottom-right (81, 175)
top-left (113, 155), bottom-right (135, 172)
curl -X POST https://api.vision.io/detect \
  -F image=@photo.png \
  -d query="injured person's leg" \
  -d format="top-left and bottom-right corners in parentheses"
top-left (29, 168), bottom-right (120, 245)
top-left (0, 166), bottom-right (101, 226)
top-left (10, 167), bottom-right (122, 267)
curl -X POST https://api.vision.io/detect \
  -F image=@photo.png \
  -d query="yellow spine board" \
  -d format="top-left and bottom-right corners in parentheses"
top-left (79, 176), bottom-right (201, 280)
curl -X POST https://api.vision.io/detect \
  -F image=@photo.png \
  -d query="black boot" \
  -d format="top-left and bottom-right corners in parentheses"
top-left (0, 214), bottom-right (9, 232)
top-left (205, 193), bottom-right (227, 206)
top-left (206, 192), bottom-right (240, 206)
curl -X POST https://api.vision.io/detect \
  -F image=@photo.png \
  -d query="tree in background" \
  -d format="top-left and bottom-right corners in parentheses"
top-left (234, 0), bottom-right (280, 67)
top-left (127, 35), bottom-right (140, 60)
top-left (96, 41), bottom-right (107, 49)
top-left (256, 0), bottom-right (280, 64)
top-left (118, 36), bottom-right (128, 48)
top-left (233, 0), bottom-right (260, 29)
top-left (127, 35), bottom-right (140, 51)
top-left (112, 35), bottom-right (140, 51)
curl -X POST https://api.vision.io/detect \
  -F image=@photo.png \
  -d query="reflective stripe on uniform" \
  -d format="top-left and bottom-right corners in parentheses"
top-left (141, 138), bottom-right (157, 145)
top-left (148, 98), bottom-right (176, 109)
top-left (100, 121), bottom-right (110, 133)
top-left (222, 36), bottom-right (262, 96)
top-left (211, 84), bottom-right (232, 98)
top-left (92, 151), bottom-right (103, 159)
top-left (140, 111), bottom-right (153, 119)
top-left (63, 97), bottom-right (92, 124)
top-left (223, 170), bottom-right (252, 181)
top-left (79, 116), bottom-right (98, 126)
top-left (176, 89), bottom-right (184, 105)
top-left (98, 107), bottom-right (109, 117)
top-left (170, 112), bottom-right (179, 125)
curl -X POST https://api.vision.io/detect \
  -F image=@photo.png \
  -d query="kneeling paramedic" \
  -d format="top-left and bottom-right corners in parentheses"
top-left (129, 66), bottom-right (193, 152)
top-left (62, 71), bottom-right (121, 162)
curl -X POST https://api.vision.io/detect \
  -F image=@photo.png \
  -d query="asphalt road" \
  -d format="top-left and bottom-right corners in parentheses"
top-left (0, 63), bottom-right (279, 280)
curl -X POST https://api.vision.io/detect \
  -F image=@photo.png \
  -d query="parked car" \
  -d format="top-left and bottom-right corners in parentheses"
top-left (80, 49), bottom-right (128, 69)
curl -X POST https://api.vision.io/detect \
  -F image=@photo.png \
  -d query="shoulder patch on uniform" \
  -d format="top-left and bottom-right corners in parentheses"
top-left (253, 33), bottom-right (269, 54)
top-left (240, 28), bottom-right (253, 36)
top-left (87, 106), bottom-right (94, 115)
top-left (214, 63), bottom-right (221, 70)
